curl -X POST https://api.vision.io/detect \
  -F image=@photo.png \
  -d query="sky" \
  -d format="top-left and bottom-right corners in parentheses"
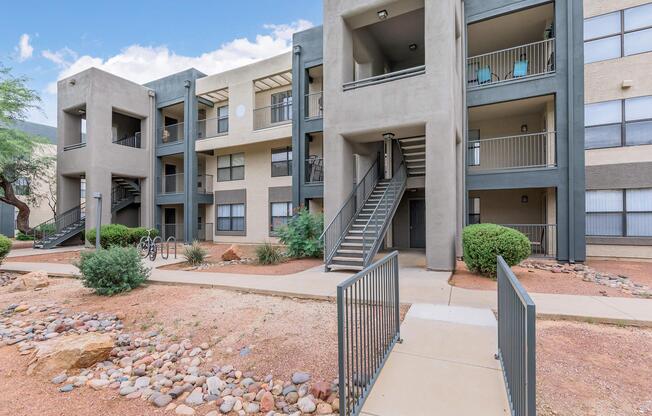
top-left (1, 0), bottom-right (323, 126)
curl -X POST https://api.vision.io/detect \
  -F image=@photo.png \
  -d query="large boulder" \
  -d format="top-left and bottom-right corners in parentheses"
top-left (27, 333), bottom-right (114, 377)
top-left (10, 270), bottom-right (50, 292)
top-left (221, 245), bottom-right (243, 262)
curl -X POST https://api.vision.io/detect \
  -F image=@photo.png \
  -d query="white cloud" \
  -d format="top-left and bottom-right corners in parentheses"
top-left (43, 19), bottom-right (313, 95)
top-left (17, 34), bottom-right (34, 61)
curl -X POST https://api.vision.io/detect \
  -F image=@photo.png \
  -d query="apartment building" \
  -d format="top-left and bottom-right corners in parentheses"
top-left (51, 0), bottom-right (586, 272)
top-left (583, 0), bottom-right (652, 259)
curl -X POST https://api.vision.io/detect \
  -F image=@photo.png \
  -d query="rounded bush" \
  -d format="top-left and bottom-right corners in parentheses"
top-left (86, 225), bottom-right (158, 248)
top-left (76, 246), bottom-right (149, 296)
top-left (462, 224), bottom-right (531, 277)
top-left (0, 235), bottom-right (12, 265)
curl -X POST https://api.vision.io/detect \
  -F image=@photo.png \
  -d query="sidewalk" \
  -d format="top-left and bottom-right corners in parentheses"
top-left (1, 259), bottom-right (651, 325)
top-left (361, 304), bottom-right (510, 416)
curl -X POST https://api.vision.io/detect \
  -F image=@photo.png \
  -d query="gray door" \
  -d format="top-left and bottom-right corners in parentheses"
top-left (409, 199), bottom-right (426, 249)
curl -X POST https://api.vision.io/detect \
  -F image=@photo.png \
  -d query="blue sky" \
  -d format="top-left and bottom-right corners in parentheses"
top-left (1, 0), bottom-right (323, 126)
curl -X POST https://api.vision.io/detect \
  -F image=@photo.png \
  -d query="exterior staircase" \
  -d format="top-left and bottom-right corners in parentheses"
top-left (111, 178), bottom-right (140, 212)
top-left (32, 203), bottom-right (86, 249)
top-left (398, 136), bottom-right (426, 177)
top-left (322, 154), bottom-right (407, 271)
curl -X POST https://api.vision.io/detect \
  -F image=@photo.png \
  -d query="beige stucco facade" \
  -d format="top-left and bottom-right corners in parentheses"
top-left (323, 0), bottom-right (464, 271)
top-left (196, 54), bottom-right (293, 244)
top-left (584, 0), bottom-right (652, 259)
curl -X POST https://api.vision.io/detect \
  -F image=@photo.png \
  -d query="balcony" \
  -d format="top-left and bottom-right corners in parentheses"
top-left (158, 122), bottom-right (184, 146)
top-left (501, 224), bottom-right (557, 257)
top-left (305, 156), bottom-right (324, 183)
top-left (467, 39), bottom-right (555, 89)
top-left (197, 174), bottom-right (213, 194)
top-left (467, 2), bottom-right (555, 89)
top-left (305, 92), bottom-right (323, 120)
top-left (113, 132), bottom-right (141, 148)
top-left (467, 132), bottom-right (556, 172)
top-left (197, 117), bottom-right (228, 140)
top-left (158, 173), bottom-right (184, 195)
top-left (254, 101), bottom-right (292, 130)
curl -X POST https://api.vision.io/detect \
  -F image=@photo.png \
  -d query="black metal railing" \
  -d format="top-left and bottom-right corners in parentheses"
top-left (63, 142), bottom-right (86, 151)
top-left (337, 251), bottom-right (401, 416)
top-left (113, 132), bottom-right (141, 148)
top-left (111, 185), bottom-right (132, 208)
top-left (361, 162), bottom-right (407, 267)
top-left (343, 65), bottom-right (426, 91)
top-left (253, 101), bottom-right (292, 130)
top-left (30, 202), bottom-right (86, 247)
top-left (305, 156), bottom-right (324, 183)
top-left (305, 91), bottom-right (323, 119)
top-left (321, 156), bottom-right (380, 268)
top-left (497, 256), bottom-right (536, 416)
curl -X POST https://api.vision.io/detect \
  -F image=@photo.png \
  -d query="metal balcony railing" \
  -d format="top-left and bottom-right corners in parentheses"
top-left (197, 174), bottom-right (213, 194)
top-left (197, 223), bottom-right (214, 241)
top-left (337, 251), bottom-right (401, 416)
top-left (467, 132), bottom-right (556, 172)
top-left (63, 142), bottom-right (86, 151)
top-left (500, 224), bottom-right (557, 258)
top-left (158, 122), bottom-right (184, 145)
top-left (467, 38), bottom-right (556, 88)
top-left (343, 65), bottom-right (426, 91)
top-left (305, 156), bottom-right (324, 183)
top-left (305, 91), bottom-right (323, 120)
top-left (497, 256), bottom-right (536, 416)
top-left (253, 102), bottom-right (292, 130)
top-left (113, 132), bottom-right (141, 148)
top-left (158, 173), bottom-right (184, 194)
top-left (197, 117), bottom-right (228, 140)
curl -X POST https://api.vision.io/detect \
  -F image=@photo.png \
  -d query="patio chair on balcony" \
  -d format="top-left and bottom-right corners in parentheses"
top-left (530, 226), bottom-right (546, 256)
top-left (505, 53), bottom-right (529, 80)
top-left (477, 67), bottom-right (498, 85)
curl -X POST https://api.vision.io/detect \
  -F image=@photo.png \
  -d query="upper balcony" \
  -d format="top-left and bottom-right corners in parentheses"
top-left (467, 3), bottom-right (555, 90)
top-left (253, 71), bottom-right (293, 130)
top-left (112, 110), bottom-right (143, 149)
top-left (158, 102), bottom-right (185, 146)
top-left (467, 95), bottom-right (556, 173)
top-left (62, 105), bottom-right (87, 151)
top-left (305, 65), bottom-right (323, 120)
top-left (197, 87), bottom-right (229, 141)
top-left (342, 4), bottom-right (425, 91)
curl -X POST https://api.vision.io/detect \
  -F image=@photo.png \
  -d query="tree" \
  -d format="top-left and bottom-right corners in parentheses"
top-left (0, 63), bottom-right (53, 234)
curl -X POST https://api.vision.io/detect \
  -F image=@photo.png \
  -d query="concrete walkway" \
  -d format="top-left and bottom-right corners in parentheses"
top-left (361, 304), bottom-right (510, 416)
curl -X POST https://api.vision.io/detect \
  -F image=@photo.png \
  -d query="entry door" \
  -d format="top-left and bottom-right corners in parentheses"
top-left (164, 208), bottom-right (176, 239)
top-left (164, 164), bottom-right (176, 193)
top-left (409, 199), bottom-right (426, 249)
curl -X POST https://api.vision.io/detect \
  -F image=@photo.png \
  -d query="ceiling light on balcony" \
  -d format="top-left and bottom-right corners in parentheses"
top-left (409, 43), bottom-right (418, 51)
top-left (377, 9), bottom-right (389, 20)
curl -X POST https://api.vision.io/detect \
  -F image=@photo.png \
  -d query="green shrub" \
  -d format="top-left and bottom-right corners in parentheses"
top-left (462, 224), bottom-right (531, 277)
top-left (256, 242), bottom-right (284, 265)
top-left (277, 208), bottom-right (323, 258)
top-left (86, 225), bottom-right (158, 248)
top-left (0, 235), bottom-right (12, 265)
top-left (183, 241), bottom-right (207, 266)
top-left (76, 246), bottom-right (149, 295)
top-left (16, 231), bottom-right (34, 241)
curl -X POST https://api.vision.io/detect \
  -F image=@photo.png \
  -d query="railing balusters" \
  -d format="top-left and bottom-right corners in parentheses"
top-left (338, 252), bottom-right (400, 416)
top-left (468, 132), bottom-right (556, 172)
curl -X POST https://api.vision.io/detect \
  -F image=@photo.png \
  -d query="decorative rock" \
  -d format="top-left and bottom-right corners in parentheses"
top-left (89, 379), bottom-right (110, 390)
top-left (285, 391), bottom-right (299, 404)
top-left (292, 372), bottom-right (310, 384)
top-left (51, 373), bottom-right (67, 384)
top-left (206, 376), bottom-right (224, 395)
top-left (185, 388), bottom-right (204, 406)
top-left (59, 384), bottom-right (74, 393)
top-left (134, 376), bottom-right (150, 389)
top-left (221, 245), bottom-right (243, 261)
top-left (298, 397), bottom-right (316, 413)
top-left (316, 403), bottom-right (333, 414)
top-left (310, 381), bottom-right (332, 400)
top-left (14, 305), bottom-right (29, 313)
top-left (220, 396), bottom-right (236, 413)
top-left (27, 333), bottom-right (114, 377)
top-left (245, 402), bottom-right (260, 414)
top-left (175, 404), bottom-right (195, 415)
top-left (260, 391), bottom-right (275, 412)
top-left (153, 394), bottom-right (173, 408)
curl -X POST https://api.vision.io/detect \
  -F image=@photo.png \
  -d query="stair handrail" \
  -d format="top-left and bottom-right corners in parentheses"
top-left (30, 201), bottom-right (86, 247)
top-left (360, 161), bottom-right (407, 266)
top-left (320, 155), bottom-right (380, 266)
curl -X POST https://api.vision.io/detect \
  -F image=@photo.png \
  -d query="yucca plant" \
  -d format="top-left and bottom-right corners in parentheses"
top-left (183, 241), bottom-right (207, 266)
top-left (255, 242), bottom-right (284, 265)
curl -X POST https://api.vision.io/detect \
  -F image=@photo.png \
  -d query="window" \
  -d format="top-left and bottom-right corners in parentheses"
top-left (217, 153), bottom-right (244, 181)
top-left (468, 197), bottom-right (481, 225)
top-left (217, 105), bottom-right (229, 134)
top-left (585, 96), bottom-right (652, 149)
top-left (217, 203), bottom-right (245, 232)
top-left (586, 189), bottom-right (652, 237)
top-left (271, 91), bottom-right (292, 123)
top-left (14, 177), bottom-right (29, 196)
top-left (271, 147), bottom-right (292, 177)
top-left (584, 4), bottom-right (652, 64)
top-left (270, 202), bottom-right (292, 233)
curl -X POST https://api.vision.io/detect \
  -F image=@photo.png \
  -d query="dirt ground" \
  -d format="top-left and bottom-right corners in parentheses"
top-left (6, 250), bottom-right (84, 264)
top-left (450, 261), bottom-right (639, 298)
top-left (537, 320), bottom-right (652, 416)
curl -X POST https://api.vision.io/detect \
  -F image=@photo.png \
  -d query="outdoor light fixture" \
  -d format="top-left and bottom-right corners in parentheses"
top-left (383, 132), bottom-right (395, 140)
top-left (378, 9), bottom-right (389, 20)
top-left (409, 43), bottom-right (418, 51)
top-left (521, 195), bottom-right (529, 204)
top-left (521, 124), bottom-right (528, 133)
